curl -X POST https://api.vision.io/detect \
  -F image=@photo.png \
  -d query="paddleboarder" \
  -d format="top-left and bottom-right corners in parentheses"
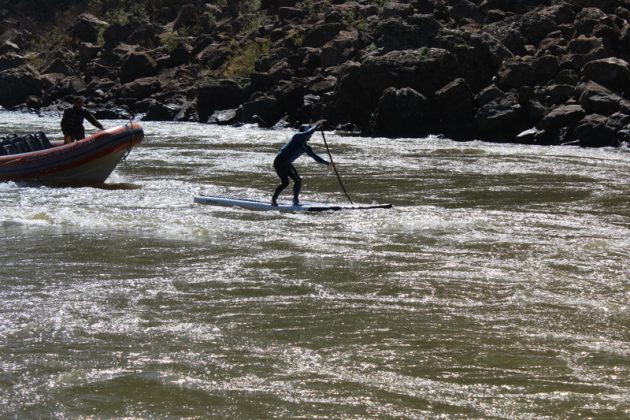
top-left (60, 97), bottom-right (104, 144)
top-left (272, 120), bottom-right (334, 206)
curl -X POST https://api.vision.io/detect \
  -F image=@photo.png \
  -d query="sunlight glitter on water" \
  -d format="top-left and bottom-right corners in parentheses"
top-left (1, 111), bottom-right (629, 417)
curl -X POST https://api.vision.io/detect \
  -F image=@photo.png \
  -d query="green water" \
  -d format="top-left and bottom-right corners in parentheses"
top-left (1, 112), bottom-right (629, 418)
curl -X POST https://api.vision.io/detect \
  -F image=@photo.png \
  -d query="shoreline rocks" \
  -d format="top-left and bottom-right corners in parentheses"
top-left (0, 1), bottom-right (629, 147)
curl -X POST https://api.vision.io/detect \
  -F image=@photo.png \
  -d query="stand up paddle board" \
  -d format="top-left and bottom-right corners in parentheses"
top-left (193, 195), bottom-right (392, 212)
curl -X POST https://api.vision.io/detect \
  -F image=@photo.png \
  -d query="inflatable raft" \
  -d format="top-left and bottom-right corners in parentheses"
top-left (0, 123), bottom-right (144, 186)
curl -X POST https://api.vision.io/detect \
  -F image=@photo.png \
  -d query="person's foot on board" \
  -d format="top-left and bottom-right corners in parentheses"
top-left (271, 199), bottom-right (278, 206)
top-left (293, 199), bottom-right (301, 206)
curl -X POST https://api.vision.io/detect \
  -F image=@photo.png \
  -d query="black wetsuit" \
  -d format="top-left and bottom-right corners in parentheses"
top-left (60, 106), bottom-right (104, 141)
top-left (272, 126), bottom-right (328, 204)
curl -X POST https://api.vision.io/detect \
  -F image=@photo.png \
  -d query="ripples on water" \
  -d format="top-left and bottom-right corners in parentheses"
top-left (1, 111), bottom-right (629, 417)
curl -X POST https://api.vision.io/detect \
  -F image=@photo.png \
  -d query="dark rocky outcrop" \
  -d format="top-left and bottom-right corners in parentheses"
top-left (2, 0), bottom-right (630, 147)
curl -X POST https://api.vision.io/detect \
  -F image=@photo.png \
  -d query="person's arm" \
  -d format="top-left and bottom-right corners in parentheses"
top-left (303, 125), bottom-right (319, 136)
top-left (60, 109), bottom-right (71, 135)
top-left (83, 110), bottom-right (104, 130)
top-left (304, 145), bottom-right (329, 165)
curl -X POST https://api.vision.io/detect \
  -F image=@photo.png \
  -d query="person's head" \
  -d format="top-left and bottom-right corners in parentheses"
top-left (73, 97), bottom-right (84, 109)
top-left (299, 124), bottom-right (311, 133)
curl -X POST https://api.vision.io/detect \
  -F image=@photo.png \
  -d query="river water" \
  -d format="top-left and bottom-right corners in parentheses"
top-left (1, 111), bottom-right (629, 418)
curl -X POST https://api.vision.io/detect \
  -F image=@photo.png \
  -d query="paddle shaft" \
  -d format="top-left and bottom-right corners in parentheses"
top-left (321, 130), bottom-right (353, 204)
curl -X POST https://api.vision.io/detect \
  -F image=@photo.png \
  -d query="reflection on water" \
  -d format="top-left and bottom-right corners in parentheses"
top-left (1, 111), bottom-right (629, 418)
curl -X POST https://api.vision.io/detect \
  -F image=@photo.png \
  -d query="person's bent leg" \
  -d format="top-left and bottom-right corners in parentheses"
top-left (288, 165), bottom-right (301, 204)
top-left (272, 157), bottom-right (290, 204)
top-left (272, 179), bottom-right (288, 204)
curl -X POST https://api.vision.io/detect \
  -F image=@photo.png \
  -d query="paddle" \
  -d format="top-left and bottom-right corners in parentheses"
top-left (321, 130), bottom-right (353, 204)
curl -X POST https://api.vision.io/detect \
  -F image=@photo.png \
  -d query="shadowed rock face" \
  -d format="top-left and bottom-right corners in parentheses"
top-left (2, 0), bottom-right (630, 146)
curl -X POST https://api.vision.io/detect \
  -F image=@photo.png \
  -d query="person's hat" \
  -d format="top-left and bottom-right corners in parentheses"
top-left (299, 124), bottom-right (311, 132)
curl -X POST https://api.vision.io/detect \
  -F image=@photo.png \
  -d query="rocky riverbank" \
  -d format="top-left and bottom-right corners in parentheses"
top-left (1, 0), bottom-right (630, 146)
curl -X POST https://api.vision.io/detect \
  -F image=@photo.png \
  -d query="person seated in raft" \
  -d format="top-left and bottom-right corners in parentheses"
top-left (271, 120), bottom-right (334, 206)
top-left (60, 97), bottom-right (104, 144)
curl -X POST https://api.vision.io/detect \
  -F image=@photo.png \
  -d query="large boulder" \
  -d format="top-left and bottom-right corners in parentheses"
top-left (333, 48), bottom-right (459, 128)
top-left (532, 54), bottom-right (560, 83)
top-left (554, 69), bottom-right (579, 85)
top-left (475, 95), bottom-right (528, 139)
top-left (117, 76), bottom-right (161, 99)
top-left (320, 29), bottom-right (360, 68)
top-left (195, 42), bottom-right (230, 70)
top-left (498, 55), bottom-right (560, 90)
top-left (574, 7), bottom-right (608, 35)
top-left (484, 21), bottom-right (526, 56)
top-left (41, 58), bottom-right (74, 76)
top-left (572, 0), bottom-right (619, 13)
top-left (68, 13), bottom-right (109, 43)
top-left (126, 23), bottom-right (161, 49)
top-left (303, 23), bottom-right (346, 48)
top-left (268, 59), bottom-right (293, 83)
top-left (197, 79), bottom-right (246, 122)
top-left (449, 0), bottom-right (484, 23)
top-left (143, 100), bottom-right (176, 121)
top-left (234, 95), bottom-right (283, 126)
top-left (476, 84), bottom-right (506, 106)
top-left (102, 22), bottom-right (134, 49)
top-left (606, 112), bottom-right (630, 132)
top-left (539, 104), bottom-right (587, 132)
top-left (544, 84), bottom-right (576, 105)
top-left (538, 3), bottom-right (576, 25)
top-left (374, 16), bottom-right (442, 52)
top-left (519, 10), bottom-right (557, 45)
top-left (538, 34), bottom-right (568, 57)
top-left (443, 32), bottom-right (503, 92)
top-left (167, 42), bottom-right (192, 67)
top-left (273, 79), bottom-right (306, 117)
top-left (78, 42), bottom-right (101, 62)
top-left (171, 4), bottom-right (197, 31)
top-left (497, 58), bottom-right (536, 90)
top-left (574, 114), bottom-right (618, 147)
top-left (119, 52), bottom-right (158, 83)
top-left (478, 32), bottom-right (515, 69)
top-left (0, 52), bottom-right (25, 71)
top-left (383, 2), bottom-right (415, 18)
top-left (578, 81), bottom-right (622, 116)
top-left (434, 78), bottom-right (474, 136)
top-left (413, 0), bottom-right (434, 14)
top-left (42, 75), bottom-right (86, 103)
top-left (0, 65), bottom-right (44, 107)
top-left (369, 87), bottom-right (430, 138)
top-left (563, 35), bottom-right (608, 71)
top-left (582, 57), bottom-right (630, 91)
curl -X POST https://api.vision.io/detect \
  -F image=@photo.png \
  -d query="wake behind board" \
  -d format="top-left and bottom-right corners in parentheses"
top-left (193, 195), bottom-right (392, 212)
